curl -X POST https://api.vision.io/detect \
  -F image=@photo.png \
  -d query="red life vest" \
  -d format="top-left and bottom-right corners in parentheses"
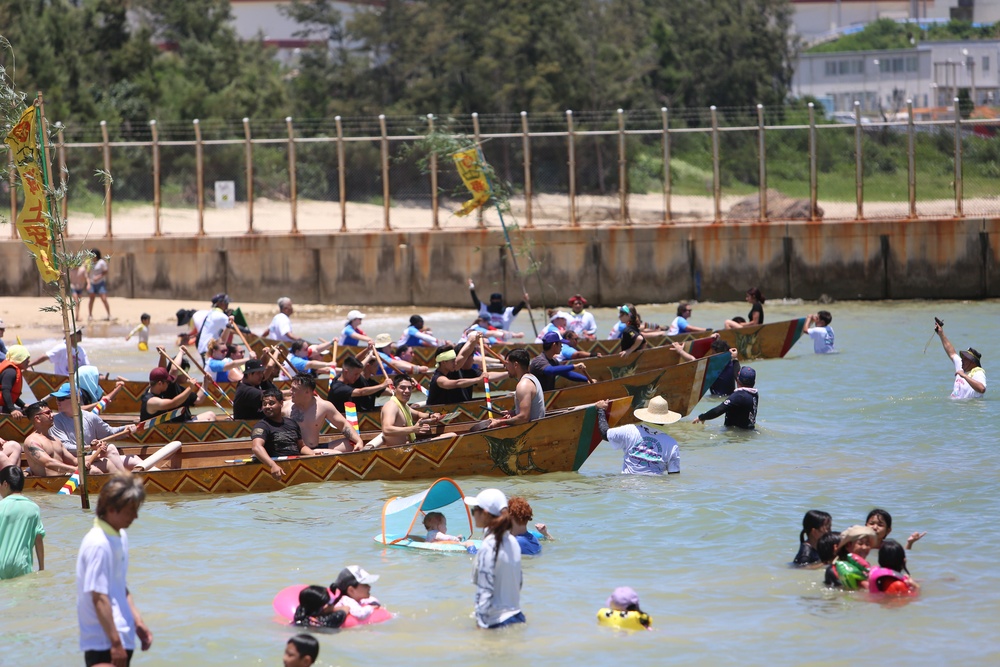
top-left (0, 359), bottom-right (24, 409)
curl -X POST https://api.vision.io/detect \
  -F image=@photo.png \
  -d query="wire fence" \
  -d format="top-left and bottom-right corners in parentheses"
top-left (8, 102), bottom-right (1000, 238)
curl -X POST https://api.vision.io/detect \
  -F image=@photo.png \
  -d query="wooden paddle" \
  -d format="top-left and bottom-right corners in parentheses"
top-left (479, 336), bottom-right (494, 419)
top-left (181, 346), bottom-right (235, 406)
top-left (158, 349), bottom-right (233, 417)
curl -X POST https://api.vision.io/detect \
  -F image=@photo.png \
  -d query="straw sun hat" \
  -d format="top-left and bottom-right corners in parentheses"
top-left (632, 396), bottom-right (681, 425)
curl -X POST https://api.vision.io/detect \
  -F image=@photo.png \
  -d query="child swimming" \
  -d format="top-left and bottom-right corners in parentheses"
top-left (792, 510), bottom-right (831, 568)
top-left (865, 508), bottom-right (926, 550)
top-left (332, 566), bottom-right (381, 621)
top-left (824, 525), bottom-right (875, 590)
top-left (292, 585), bottom-right (347, 629)
top-left (423, 511), bottom-right (464, 542)
top-left (868, 538), bottom-right (920, 596)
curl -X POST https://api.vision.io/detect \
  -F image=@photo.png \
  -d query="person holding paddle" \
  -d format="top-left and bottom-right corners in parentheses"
top-left (379, 375), bottom-right (442, 447)
top-left (934, 320), bottom-right (986, 399)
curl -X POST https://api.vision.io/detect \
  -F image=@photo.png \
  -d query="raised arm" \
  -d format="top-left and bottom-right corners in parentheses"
top-left (935, 321), bottom-right (957, 358)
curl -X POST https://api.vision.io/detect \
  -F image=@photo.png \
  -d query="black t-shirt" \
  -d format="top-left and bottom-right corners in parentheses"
top-left (327, 376), bottom-right (383, 413)
top-left (697, 387), bottom-right (758, 429)
top-left (793, 541), bottom-right (820, 567)
top-left (427, 369), bottom-right (468, 406)
top-left (709, 359), bottom-right (740, 397)
top-left (620, 325), bottom-right (643, 353)
top-left (232, 380), bottom-right (276, 421)
top-left (140, 384), bottom-right (196, 422)
top-left (749, 302), bottom-right (764, 325)
top-left (251, 417), bottom-right (302, 458)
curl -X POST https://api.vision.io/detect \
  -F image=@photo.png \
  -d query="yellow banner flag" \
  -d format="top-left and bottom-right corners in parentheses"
top-left (452, 148), bottom-right (491, 216)
top-left (4, 105), bottom-right (59, 283)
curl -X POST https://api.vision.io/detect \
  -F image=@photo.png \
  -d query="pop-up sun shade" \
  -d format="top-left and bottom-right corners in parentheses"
top-left (377, 477), bottom-right (474, 547)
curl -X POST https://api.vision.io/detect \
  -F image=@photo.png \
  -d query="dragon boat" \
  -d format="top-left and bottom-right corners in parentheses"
top-left (24, 397), bottom-right (632, 495)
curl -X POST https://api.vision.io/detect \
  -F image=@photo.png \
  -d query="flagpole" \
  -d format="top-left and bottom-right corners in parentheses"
top-left (37, 92), bottom-right (90, 509)
top-left (476, 147), bottom-right (539, 337)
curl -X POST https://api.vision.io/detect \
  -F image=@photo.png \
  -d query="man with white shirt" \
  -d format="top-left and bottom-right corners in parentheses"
top-left (29, 329), bottom-right (89, 376)
top-left (192, 293), bottom-right (232, 358)
top-left (566, 295), bottom-right (598, 340)
top-left (266, 297), bottom-right (303, 343)
top-left (76, 474), bottom-right (153, 666)
top-left (934, 320), bottom-right (986, 399)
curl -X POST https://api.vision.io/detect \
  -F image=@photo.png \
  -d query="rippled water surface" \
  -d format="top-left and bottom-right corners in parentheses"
top-left (3, 300), bottom-right (999, 666)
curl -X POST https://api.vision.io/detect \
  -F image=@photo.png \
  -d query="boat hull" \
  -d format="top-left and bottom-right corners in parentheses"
top-left (24, 397), bottom-right (632, 495)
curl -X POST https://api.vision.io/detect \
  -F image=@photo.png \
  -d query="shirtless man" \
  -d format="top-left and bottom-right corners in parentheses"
top-left (379, 375), bottom-right (442, 447)
top-left (22, 402), bottom-right (127, 476)
top-left (284, 373), bottom-right (362, 454)
top-left (0, 437), bottom-right (22, 469)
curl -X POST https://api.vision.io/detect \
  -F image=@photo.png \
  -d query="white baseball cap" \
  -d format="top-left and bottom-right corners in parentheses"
top-left (463, 488), bottom-right (508, 517)
top-left (347, 310), bottom-right (365, 321)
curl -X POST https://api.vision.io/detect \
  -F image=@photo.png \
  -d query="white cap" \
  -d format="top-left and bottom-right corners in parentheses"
top-left (0, 319), bottom-right (5, 328)
top-left (464, 488), bottom-right (508, 517)
top-left (335, 565), bottom-right (379, 588)
top-left (347, 309), bottom-right (365, 321)
top-left (550, 311), bottom-right (570, 323)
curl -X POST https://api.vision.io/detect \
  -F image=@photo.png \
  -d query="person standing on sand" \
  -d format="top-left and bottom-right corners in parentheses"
top-left (71, 263), bottom-right (88, 322)
top-left (934, 320), bottom-right (986, 399)
top-left (86, 248), bottom-right (111, 321)
top-left (77, 473), bottom-right (153, 667)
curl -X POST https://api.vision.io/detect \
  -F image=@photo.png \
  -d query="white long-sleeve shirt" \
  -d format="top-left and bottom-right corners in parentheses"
top-left (472, 532), bottom-right (522, 628)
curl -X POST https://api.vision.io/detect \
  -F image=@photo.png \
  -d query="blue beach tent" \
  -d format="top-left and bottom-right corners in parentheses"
top-left (375, 478), bottom-right (478, 551)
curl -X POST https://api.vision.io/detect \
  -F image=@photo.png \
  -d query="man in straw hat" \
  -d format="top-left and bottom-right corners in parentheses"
top-left (934, 319), bottom-right (986, 399)
top-left (694, 366), bottom-right (759, 430)
top-left (595, 397), bottom-right (681, 475)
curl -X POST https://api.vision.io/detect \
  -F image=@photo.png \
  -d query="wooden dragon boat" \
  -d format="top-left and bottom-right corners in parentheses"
top-left (708, 317), bottom-right (806, 361)
top-left (246, 318), bottom-right (802, 367)
top-left (24, 397), bottom-right (632, 495)
top-left (352, 352), bottom-right (730, 432)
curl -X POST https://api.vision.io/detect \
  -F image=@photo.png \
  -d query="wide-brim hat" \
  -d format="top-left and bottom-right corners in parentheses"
top-left (374, 333), bottom-right (393, 349)
top-left (633, 396), bottom-right (682, 425)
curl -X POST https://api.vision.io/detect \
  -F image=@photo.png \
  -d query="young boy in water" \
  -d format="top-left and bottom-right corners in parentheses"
top-left (423, 511), bottom-right (464, 543)
top-left (283, 633), bottom-right (319, 667)
top-left (332, 566), bottom-right (381, 620)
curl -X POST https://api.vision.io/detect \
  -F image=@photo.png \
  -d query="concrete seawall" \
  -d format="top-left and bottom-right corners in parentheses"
top-left (3, 217), bottom-right (998, 306)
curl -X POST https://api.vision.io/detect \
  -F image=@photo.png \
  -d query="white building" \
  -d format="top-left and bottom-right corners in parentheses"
top-left (792, 0), bottom-right (1000, 43)
top-left (229, 0), bottom-right (380, 56)
top-left (793, 40), bottom-right (1000, 114)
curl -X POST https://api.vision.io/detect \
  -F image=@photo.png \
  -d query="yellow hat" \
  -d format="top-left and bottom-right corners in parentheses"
top-left (5, 345), bottom-right (29, 364)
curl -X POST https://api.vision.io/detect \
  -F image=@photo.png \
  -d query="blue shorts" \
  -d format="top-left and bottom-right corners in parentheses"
top-left (72, 287), bottom-right (84, 298)
top-left (88, 281), bottom-right (107, 295)
top-left (487, 612), bottom-right (526, 629)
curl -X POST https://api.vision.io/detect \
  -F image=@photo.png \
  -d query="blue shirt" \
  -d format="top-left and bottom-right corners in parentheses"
top-left (206, 357), bottom-right (230, 383)
top-left (288, 355), bottom-right (309, 373)
top-left (516, 532), bottom-right (542, 556)
top-left (340, 324), bottom-right (363, 346)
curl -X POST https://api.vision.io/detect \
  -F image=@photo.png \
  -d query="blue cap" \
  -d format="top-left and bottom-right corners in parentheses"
top-left (541, 331), bottom-right (569, 345)
top-left (738, 366), bottom-right (756, 387)
top-left (51, 382), bottom-right (75, 399)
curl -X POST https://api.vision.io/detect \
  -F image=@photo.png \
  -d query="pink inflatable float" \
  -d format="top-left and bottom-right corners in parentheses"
top-left (272, 585), bottom-right (393, 628)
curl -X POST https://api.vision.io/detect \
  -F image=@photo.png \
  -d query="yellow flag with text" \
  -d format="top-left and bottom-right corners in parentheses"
top-left (453, 148), bottom-right (491, 216)
top-left (4, 105), bottom-right (59, 283)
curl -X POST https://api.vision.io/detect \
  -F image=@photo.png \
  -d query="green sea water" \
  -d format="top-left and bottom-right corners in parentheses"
top-left (2, 299), bottom-right (998, 666)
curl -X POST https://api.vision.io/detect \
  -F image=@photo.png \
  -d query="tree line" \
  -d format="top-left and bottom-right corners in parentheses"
top-left (1, 0), bottom-right (796, 136)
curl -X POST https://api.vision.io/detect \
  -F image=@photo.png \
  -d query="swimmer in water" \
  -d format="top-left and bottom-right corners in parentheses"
top-left (865, 508), bottom-right (925, 550)
top-left (792, 510), bottom-right (831, 568)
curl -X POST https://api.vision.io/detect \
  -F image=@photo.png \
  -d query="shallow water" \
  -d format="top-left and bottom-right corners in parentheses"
top-left (3, 300), bottom-right (999, 666)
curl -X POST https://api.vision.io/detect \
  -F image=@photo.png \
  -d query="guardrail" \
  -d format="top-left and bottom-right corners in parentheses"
top-left (8, 99), bottom-right (1000, 238)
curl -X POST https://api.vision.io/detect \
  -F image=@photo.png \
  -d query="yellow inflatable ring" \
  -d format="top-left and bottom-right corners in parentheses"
top-left (596, 608), bottom-right (651, 630)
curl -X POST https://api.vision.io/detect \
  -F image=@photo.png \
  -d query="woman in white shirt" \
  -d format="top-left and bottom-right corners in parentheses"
top-left (465, 488), bottom-right (524, 629)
